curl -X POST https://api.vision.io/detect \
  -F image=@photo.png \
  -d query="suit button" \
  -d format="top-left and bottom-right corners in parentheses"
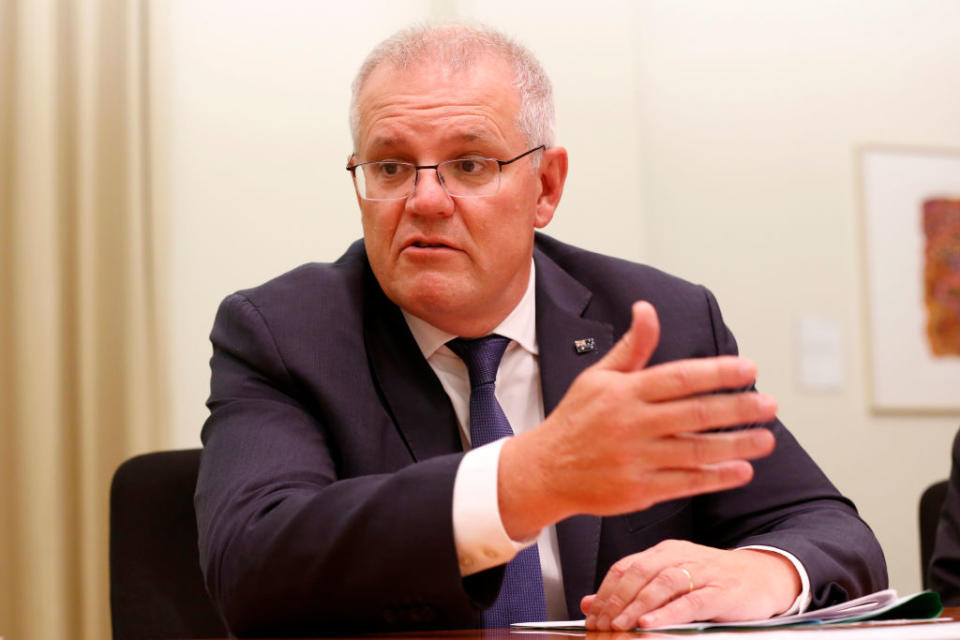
top-left (459, 553), bottom-right (475, 569)
top-left (483, 547), bottom-right (500, 560)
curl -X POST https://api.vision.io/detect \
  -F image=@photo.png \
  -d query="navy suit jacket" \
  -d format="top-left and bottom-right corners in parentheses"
top-left (196, 234), bottom-right (886, 636)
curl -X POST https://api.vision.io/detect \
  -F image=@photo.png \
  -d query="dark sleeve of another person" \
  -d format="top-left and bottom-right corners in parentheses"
top-left (930, 430), bottom-right (960, 605)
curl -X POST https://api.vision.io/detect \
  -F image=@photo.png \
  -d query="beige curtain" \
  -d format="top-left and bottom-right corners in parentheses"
top-left (0, 0), bottom-right (167, 638)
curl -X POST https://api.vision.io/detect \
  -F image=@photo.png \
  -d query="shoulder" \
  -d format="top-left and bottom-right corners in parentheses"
top-left (234, 239), bottom-right (367, 306)
top-left (213, 239), bottom-right (370, 340)
top-left (534, 233), bottom-right (713, 310)
top-left (533, 233), bottom-right (732, 359)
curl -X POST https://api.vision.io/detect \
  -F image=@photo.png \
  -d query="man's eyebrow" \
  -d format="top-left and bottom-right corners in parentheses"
top-left (452, 130), bottom-right (498, 144)
top-left (365, 130), bottom-right (498, 153)
top-left (365, 136), bottom-right (405, 152)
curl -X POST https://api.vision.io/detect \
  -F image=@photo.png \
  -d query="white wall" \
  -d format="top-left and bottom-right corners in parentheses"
top-left (627, 0), bottom-right (960, 595)
top-left (151, 1), bottom-right (431, 448)
top-left (151, 0), bottom-right (960, 596)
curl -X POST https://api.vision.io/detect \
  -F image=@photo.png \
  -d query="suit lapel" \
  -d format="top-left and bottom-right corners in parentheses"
top-left (533, 248), bottom-right (613, 617)
top-left (362, 263), bottom-right (462, 461)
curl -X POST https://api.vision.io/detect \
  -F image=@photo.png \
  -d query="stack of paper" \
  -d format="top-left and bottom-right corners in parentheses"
top-left (511, 589), bottom-right (944, 632)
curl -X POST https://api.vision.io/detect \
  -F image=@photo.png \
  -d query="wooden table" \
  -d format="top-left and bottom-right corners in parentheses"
top-left (291, 607), bottom-right (960, 639)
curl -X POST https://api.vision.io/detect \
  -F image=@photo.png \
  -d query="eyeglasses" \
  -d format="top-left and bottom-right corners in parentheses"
top-left (346, 145), bottom-right (545, 201)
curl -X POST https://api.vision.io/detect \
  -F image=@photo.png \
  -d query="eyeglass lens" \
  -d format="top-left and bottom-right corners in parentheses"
top-left (356, 158), bottom-right (501, 200)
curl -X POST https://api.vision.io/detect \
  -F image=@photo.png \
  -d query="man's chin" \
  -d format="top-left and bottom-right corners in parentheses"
top-left (399, 293), bottom-right (471, 327)
top-left (390, 285), bottom-right (494, 335)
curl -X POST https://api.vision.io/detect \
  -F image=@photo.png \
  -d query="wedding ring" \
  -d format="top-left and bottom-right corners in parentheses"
top-left (679, 567), bottom-right (694, 594)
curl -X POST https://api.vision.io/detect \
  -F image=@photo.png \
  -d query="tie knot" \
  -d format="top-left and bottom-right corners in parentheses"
top-left (447, 335), bottom-right (511, 388)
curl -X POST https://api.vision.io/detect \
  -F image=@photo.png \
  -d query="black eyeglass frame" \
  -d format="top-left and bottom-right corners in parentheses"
top-left (345, 145), bottom-right (546, 201)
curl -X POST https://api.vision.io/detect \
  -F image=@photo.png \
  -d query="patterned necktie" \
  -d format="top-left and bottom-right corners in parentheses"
top-left (447, 335), bottom-right (548, 628)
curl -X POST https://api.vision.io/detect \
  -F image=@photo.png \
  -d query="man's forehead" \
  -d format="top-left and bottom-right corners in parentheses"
top-left (355, 55), bottom-right (522, 153)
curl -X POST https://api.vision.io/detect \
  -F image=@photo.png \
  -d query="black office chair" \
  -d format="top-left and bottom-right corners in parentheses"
top-left (109, 448), bottom-right (228, 640)
top-left (920, 479), bottom-right (949, 589)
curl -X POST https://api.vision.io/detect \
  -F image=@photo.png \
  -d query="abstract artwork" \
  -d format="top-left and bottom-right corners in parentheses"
top-left (923, 198), bottom-right (960, 357)
top-left (861, 147), bottom-right (960, 412)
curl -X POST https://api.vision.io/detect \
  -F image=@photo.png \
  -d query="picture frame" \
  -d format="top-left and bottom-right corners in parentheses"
top-left (859, 145), bottom-right (960, 413)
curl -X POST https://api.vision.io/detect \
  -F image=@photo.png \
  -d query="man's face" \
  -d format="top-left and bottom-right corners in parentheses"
top-left (353, 55), bottom-right (563, 337)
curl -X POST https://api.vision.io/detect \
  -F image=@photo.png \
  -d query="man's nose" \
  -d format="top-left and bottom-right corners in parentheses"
top-left (405, 168), bottom-right (454, 216)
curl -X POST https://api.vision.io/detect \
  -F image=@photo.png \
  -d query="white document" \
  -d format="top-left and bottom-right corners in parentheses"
top-left (511, 589), bottom-right (943, 632)
top-left (649, 621), bottom-right (960, 640)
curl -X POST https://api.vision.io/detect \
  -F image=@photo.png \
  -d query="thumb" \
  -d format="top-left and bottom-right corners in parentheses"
top-left (598, 301), bottom-right (660, 372)
top-left (581, 594), bottom-right (596, 614)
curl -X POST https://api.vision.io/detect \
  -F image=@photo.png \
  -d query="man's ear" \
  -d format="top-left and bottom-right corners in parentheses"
top-left (534, 146), bottom-right (568, 228)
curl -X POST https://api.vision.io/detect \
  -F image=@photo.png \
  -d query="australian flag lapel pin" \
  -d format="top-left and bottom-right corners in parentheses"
top-left (573, 337), bottom-right (596, 354)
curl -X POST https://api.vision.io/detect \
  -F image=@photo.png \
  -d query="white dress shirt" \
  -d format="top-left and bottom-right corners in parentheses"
top-left (402, 261), bottom-right (810, 620)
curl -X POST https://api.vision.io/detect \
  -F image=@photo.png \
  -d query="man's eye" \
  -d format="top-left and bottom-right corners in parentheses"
top-left (452, 159), bottom-right (490, 175)
top-left (371, 162), bottom-right (412, 182)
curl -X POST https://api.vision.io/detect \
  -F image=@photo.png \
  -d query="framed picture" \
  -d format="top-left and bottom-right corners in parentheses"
top-left (860, 146), bottom-right (960, 413)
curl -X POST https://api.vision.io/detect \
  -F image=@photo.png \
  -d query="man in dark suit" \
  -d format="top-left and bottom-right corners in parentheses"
top-left (195, 24), bottom-right (886, 636)
top-left (930, 429), bottom-right (960, 604)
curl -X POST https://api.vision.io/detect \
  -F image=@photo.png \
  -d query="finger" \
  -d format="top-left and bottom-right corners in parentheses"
top-left (647, 429), bottom-right (776, 469)
top-left (640, 392), bottom-right (778, 437)
top-left (592, 561), bottom-right (657, 631)
top-left (610, 566), bottom-right (699, 630)
top-left (634, 356), bottom-right (757, 403)
top-left (637, 585), bottom-right (725, 629)
top-left (591, 541), bottom-right (700, 620)
top-left (585, 557), bottom-right (650, 630)
top-left (639, 461), bottom-right (757, 502)
top-left (598, 301), bottom-right (660, 373)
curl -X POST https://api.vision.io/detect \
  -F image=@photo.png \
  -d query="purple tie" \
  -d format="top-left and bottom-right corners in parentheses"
top-left (447, 335), bottom-right (548, 628)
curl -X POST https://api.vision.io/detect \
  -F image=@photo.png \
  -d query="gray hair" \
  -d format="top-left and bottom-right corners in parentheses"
top-left (349, 23), bottom-right (555, 153)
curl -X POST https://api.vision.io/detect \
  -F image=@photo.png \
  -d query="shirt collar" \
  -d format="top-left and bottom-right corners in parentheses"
top-left (402, 259), bottom-right (539, 359)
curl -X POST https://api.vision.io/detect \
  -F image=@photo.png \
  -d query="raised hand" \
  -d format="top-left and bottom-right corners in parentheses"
top-left (498, 300), bottom-right (777, 541)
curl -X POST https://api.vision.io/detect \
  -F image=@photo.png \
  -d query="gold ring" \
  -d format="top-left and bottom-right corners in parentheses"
top-left (679, 567), bottom-right (694, 594)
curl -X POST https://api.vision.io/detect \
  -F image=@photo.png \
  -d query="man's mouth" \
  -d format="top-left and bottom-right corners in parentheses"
top-left (412, 241), bottom-right (450, 248)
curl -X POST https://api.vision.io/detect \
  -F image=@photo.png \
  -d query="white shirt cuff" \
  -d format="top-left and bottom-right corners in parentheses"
top-left (452, 437), bottom-right (538, 576)
top-left (739, 545), bottom-right (812, 615)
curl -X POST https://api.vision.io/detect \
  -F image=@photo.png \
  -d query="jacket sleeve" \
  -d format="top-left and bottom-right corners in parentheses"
top-left (195, 293), bottom-right (494, 636)
top-left (693, 286), bottom-right (888, 609)
top-left (929, 430), bottom-right (960, 604)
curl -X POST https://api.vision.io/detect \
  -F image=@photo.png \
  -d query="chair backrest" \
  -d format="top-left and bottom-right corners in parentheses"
top-left (110, 449), bottom-right (227, 640)
top-left (920, 479), bottom-right (949, 589)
